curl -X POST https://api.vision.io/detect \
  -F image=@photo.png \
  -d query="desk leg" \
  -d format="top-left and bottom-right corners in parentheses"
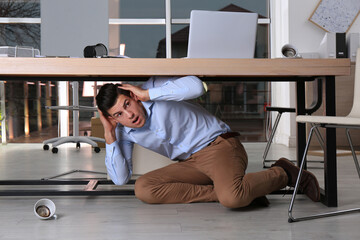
top-left (323, 76), bottom-right (338, 207)
top-left (296, 80), bottom-right (306, 168)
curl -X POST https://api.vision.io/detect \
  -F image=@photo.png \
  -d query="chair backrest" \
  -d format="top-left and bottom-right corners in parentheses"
top-left (187, 10), bottom-right (258, 59)
top-left (348, 48), bottom-right (360, 117)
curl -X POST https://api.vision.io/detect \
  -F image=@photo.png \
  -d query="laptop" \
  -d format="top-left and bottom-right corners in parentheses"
top-left (187, 10), bottom-right (258, 58)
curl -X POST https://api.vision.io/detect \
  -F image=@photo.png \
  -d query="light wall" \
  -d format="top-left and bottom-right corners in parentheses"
top-left (271, 0), bottom-right (360, 147)
top-left (289, 0), bottom-right (360, 52)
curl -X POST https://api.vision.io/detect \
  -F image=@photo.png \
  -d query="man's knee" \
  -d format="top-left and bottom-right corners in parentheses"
top-left (218, 193), bottom-right (252, 209)
top-left (134, 175), bottom-right (158, 204)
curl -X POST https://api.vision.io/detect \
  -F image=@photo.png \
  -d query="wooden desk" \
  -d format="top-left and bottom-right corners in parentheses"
top-left (0, 58), bottom-right (350, 207)
top-left (0, 58), bottom-right (349, 78)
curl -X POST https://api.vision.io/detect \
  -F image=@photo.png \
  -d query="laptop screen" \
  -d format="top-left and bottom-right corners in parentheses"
top-left (187, 10), bottom-right (258, 59)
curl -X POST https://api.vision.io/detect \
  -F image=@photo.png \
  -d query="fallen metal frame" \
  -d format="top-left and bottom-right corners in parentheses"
top-left (0, 179), bottom-right (135, 196)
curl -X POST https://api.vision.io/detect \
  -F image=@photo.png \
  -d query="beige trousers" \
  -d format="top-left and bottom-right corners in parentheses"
top-left (135, 135), bottom-right (288, 208)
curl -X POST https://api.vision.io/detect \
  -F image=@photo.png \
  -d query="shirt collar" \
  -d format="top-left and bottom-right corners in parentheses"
top-left (123, 101), bottom-right (154, 134)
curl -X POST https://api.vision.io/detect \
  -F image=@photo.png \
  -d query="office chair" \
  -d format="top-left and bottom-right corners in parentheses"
top-left (288, 48), bottom-right (360, 222)
top-left (42, 82), bottom-right (107, 179)
top-left (263, 78), bottom-right (325, 168)
top-left (43, 44), bottom-right (108, 153)
top-left (43, 81), bottom-right (105, 153)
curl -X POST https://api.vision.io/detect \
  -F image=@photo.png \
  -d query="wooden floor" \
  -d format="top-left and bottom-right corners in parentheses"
top-left (0, 142), bottom-right (359, 240)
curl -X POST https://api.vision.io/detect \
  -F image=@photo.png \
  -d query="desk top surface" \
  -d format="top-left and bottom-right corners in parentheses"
top-left (0, 58), bottom-right (350, 78)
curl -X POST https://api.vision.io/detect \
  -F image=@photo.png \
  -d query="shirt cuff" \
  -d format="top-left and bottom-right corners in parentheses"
top-left (106, 142), bottom-right (117, 157)
top-left (148, 87), bottom-right (162, 100)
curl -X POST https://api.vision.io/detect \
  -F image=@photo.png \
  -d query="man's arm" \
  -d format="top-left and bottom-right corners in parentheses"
top-left (119, 76), bottom-right (206, 102)
top-left (99, 110), bottom-right (133, 185)
top-left (147, 76), bottom-right (206, 101)
top-left (105, 138), bottom-right (133, 185)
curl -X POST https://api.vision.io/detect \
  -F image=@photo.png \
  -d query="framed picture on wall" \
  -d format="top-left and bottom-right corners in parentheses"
top-left (309, 0), bottom-right (360, 32)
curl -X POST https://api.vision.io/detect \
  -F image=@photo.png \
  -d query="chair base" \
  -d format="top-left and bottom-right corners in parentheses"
top-left (289, 207), bottom-right (360, 223)
top-left (43, 136), bottom-right (105, 153)
top-left (288, 124), bottom-right (360, 222)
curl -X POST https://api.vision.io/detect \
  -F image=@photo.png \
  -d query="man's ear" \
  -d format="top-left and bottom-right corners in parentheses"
top-left (130, 92), bottom-right (140, 101)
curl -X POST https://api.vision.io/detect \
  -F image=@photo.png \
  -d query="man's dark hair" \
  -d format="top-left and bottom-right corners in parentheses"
top-left (96, 83), bottom-right (131, 117)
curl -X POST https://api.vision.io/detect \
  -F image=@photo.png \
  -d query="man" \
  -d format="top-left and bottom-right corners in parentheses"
top-left (96, 76), bottom-right (320, 208)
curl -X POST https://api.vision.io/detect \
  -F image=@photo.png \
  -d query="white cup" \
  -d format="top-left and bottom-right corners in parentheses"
top-left (34, 198), bottom-right (56, 220)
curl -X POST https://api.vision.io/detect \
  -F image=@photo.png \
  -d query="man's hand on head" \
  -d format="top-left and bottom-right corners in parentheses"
top-left (118, 84), bottom-right (150, 102)
top-left (98, 110), bottom-right (117, 144)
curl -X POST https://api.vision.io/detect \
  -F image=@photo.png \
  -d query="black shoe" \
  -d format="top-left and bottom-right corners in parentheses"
top-left (250, 196), bottom-right (270, 207)
top-left (272, 158), bottom-right (320, 202)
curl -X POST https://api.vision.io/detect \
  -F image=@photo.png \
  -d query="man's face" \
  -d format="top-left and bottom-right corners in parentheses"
top-left (107, 94), bottom-right (147, 128)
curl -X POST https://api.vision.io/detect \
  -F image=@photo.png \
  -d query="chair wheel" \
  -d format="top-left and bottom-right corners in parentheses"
top-left (94, 147), bottom-right (101, 153)
top-left (52, 147), bottom-right (58, 153)
top-left (76, 142), bottom-right (81, 149)
top-left (43, 144), bottom-right (49, 150)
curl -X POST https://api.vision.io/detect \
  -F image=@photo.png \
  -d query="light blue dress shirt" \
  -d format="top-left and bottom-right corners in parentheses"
top-left (105, 76), bottom-right (230, 185)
